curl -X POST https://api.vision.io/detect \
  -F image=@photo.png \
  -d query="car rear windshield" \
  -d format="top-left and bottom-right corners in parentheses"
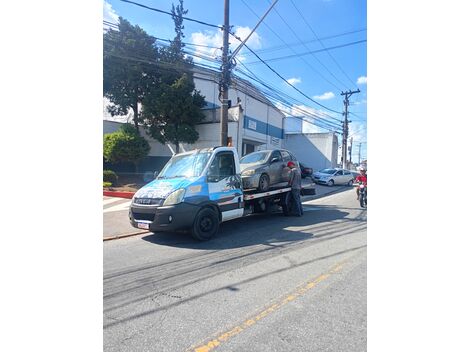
top-left (240, 151), bottom-right (270, 164)
top-left (319, 168), bottom-right (337, 174)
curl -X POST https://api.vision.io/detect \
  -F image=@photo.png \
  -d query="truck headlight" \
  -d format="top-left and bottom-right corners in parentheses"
top-left (242, 169), bottom-right (256, 176)
top-left (162, 188), bottom-right (186, 206)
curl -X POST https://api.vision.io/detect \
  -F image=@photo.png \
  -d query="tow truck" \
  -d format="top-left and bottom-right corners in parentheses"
top-left (129, 147), bottom-right (315, 240)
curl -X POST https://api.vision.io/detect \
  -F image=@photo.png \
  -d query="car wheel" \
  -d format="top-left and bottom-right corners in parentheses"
top-left (327, 179), bottom-right (334, 187)
top-left (191, 207), bottom-right (219, 241)
top-left (347, 179), bottom-right (353, 186)
top-left (258, 174), bottom-right (270, 192)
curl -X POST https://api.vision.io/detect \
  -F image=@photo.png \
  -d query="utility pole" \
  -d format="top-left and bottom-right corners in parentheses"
top-left (219, 0), bottom-right (230, 146)
top-left (341, 89), bottom-right (360, 169)
top-left (219, 0), bottom-right (278, 146)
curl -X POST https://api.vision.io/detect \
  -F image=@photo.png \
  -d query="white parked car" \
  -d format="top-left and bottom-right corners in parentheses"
top-left (313, 168), bottom-right (355, 187)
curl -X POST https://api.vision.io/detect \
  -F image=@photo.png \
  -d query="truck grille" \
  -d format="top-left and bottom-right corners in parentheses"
top-left (133, 198), bottom-right (164, 206)
top-left (132, 211), bottom-right (155, 222)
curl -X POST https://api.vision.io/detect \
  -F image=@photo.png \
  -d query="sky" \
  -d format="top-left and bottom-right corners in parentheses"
top-left (104, 0), bottom-right (367, 163)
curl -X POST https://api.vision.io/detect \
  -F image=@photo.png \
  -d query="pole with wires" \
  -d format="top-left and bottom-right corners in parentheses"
top-left (341, 89), bottom-right (360, 169)
top-left (219, 0), bottom-right (230, 146)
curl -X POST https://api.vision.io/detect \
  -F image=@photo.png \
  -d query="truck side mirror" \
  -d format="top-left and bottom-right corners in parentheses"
top-left (153, 171), bottom-right (159, 179)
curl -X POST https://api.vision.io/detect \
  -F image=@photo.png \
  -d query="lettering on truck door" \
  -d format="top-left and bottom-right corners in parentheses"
top-left (207, 151), bottom-right (244, 221)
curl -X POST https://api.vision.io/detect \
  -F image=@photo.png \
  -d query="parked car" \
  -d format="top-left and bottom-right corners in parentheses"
top-left (240, 149), bottom-right (299, 191)
top-left (299, 163), bottom-right (313, 179)
top-left (313, 168), bottom-right (354, 187)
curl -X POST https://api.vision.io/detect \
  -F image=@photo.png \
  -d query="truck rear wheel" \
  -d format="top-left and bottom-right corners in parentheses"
top-left (191, 207), bottom-right (219, 241)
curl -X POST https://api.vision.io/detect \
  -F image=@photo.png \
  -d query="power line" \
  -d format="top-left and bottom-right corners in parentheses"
top-left (233, 62), bottom-right (342, 131)
top-left (249, 28), bottom-right (366, 56)
top-left (229, 31), bottom-right (344, 117)
top-left (289, 0), bottom-right (359, 88)
top-left (239, 0), bottom-right (343, 91)
top-left (267, 0), bottom-right (350, 90)
top-left (118, 0), bottom-right (222, 29)
top-left (244, 40), bottom-right (367, 65)
top-left (104, 41), bottom-right (341, 133)
top-left (103, 21), bottom-right (222, 50)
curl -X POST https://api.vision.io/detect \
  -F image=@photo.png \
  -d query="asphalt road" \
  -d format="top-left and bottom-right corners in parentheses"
top-left (103, 187), bottom-right (366, 351)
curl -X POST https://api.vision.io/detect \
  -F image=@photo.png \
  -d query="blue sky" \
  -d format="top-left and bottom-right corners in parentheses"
top-left (104, 0), bottom-right (367, 162)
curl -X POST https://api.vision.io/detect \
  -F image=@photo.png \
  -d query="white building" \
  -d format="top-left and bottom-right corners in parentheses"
top-left (103, 66), bottom-right (286, 171)
top-left (284, 132), bottom-right (339, 171)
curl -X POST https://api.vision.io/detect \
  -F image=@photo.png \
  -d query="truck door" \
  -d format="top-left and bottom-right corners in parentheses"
top-left (207, 151), bottom-right (244, 221)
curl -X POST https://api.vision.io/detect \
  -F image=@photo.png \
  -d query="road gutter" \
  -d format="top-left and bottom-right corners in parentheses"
top-left (103, 230), bottom-right (149, 241)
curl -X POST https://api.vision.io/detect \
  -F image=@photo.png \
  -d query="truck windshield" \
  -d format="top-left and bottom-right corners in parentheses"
top-left (240, 151), bottom-right (270, 164)
top-left (158, 152), bottom-right (212, 179)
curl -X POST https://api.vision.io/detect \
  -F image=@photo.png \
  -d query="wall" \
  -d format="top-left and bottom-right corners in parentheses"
top-left (193, 70), bottom-right (285, 152)
top-left (284, 133), bottom-right (338, 171)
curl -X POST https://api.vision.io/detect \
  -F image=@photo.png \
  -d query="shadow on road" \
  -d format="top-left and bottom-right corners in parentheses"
top-left (141, 204), bottom-right (352, 250)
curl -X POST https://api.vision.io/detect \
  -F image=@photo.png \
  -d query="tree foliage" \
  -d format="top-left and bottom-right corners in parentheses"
top-left (141, 0), bottom-right (206, 153)
top-left (103, 124), bottom-right (150, 171)
top-left (103, 17), bottom-right (159, 132)
top-left (103, 1), bottom-right (206, 153)
top-left (143, 73), bottom-right (205, 150)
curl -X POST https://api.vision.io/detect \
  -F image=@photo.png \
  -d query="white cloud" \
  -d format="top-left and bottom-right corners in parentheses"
top-left (190, 26), bottom-right (262, 63)
top-left (313, 91), bottom-right (335, 100)
top-left (287, 77), bottom-right (301, 86)
top-left (233, 26), bottom-right (262, 49)
top-left (190, 30), bottom-right (223, 62)
top-left (352, 99), bottom-right (367, 105)
top-left (103, 1), bottom-right (119, 29)
top-left (357, 76), bottom-right (367, 85)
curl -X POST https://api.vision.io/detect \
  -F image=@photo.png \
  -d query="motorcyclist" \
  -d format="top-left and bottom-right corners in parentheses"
top-left (355, 166), bottom-right (367, 200)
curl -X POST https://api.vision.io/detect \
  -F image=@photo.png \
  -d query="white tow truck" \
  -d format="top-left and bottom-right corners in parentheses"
top-left (129, 147), bottom-right (315, 240)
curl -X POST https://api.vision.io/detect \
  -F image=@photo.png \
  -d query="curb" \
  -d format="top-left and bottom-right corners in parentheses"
top-left (103, 190), bottom-right (135, 199)
top-left (103, 230), bottom-right (149, 241)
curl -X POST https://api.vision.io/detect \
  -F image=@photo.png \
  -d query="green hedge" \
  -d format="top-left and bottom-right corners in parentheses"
top-left (103, 170), bottom-right (118, 184)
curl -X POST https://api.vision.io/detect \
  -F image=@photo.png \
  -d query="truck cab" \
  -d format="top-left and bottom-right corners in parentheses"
top-left (129, 147), bottom-right (244, 240)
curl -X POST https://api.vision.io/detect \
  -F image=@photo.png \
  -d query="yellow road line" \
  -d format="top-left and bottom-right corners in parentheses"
top-left (189, 261), bottom-right (346, 352)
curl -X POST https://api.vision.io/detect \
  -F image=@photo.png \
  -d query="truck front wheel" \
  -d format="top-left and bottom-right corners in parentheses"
top-left (191, 207), bottom-right (219, 241)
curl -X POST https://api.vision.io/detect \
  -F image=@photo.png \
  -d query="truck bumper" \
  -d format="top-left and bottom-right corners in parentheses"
top-left (129, 202), bottom-right (200, 232)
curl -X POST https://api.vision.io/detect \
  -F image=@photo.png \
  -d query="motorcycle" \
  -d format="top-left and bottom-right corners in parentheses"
top-left (358, 182), bottom-right (367, 208)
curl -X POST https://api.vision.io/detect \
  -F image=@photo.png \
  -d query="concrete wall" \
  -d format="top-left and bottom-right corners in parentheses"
top-left (284, 133), bottom-right (338, 171)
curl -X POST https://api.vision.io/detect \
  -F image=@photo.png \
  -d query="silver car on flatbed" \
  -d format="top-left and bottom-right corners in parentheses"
top-left (240, 149), bottom-right (299, 191)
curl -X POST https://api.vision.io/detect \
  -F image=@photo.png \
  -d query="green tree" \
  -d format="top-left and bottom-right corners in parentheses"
top-left (142, 0), bottom-right (206, 153)
top-left (143, 73), bottom-right (205, 152)
top-left (103, 124), bottom-right (150, 172)
top-left (103, 17), bottom-right (159, 133)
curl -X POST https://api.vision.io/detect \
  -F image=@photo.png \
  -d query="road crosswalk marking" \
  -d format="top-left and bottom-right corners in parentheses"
top-left (103, 198), bottom-right (132, 213)
top-left (103, 197), bottom-right (123, 206)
